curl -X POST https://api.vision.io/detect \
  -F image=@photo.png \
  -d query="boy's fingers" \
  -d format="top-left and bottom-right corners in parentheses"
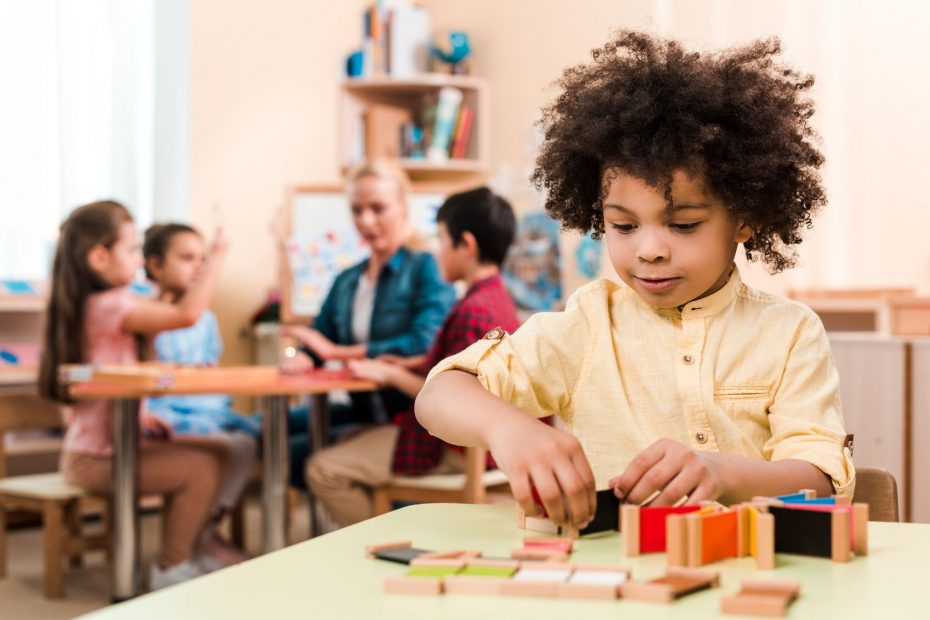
top-left (687, 480), bottom-right (717, 505)
top-left (652, 470), bottom-right (699, 507)
top-left (570, 451), bottom-right (597, 520)
top-left (553, 459), bottom-right (591, 528)
top-left (625, 459), bottom-right (679, 505)
top-left (508, 472), bottom-right (541, 518)
top-left (529, 466), bottom-right (567, 525)
top-left (614, 444), bottom-right (666, 501)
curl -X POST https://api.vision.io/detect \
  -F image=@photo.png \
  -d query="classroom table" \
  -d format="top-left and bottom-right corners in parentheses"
top-left (69, 370), bottom-right (376, 602)
top-left (78, 502), bottom-right (929, 619)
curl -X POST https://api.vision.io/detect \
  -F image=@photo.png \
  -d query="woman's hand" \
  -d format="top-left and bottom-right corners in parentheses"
top-left (347, 359), bottom-right (398, 386)
top-left (486, 414), bottom-right (596, 529)
top-left (141, 413), bottom-right (172, 441)
top-left (608, 438), bottom-right (724, 506)
top-left (281, 325), bottom-right (336, 360)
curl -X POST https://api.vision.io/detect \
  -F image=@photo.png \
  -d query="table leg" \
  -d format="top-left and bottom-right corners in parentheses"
top-left (307, 393), bottom-right (330, 538)
top-left (111, 398), bottom-right (141, 601)
top-left (261, 395), bottom-right (288, 552)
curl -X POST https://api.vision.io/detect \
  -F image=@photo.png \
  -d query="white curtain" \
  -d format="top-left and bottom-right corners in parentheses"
top-left (0, 0), bottom-right (190, 281)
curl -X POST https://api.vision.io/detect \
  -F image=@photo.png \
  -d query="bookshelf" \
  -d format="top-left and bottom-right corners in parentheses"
top-left (339, 74), bottom-right (489, 179)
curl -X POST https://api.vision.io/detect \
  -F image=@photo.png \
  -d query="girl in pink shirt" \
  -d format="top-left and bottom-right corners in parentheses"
top-left (38, 200), bottom-right (239, 589)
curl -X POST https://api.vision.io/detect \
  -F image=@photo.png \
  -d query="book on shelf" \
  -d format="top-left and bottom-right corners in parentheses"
top-left (426, 86), bottom-right (463, 162)
top-left (357, 2), bottom-right (432, 78)
top-left (450, 105), bottom-right (474, 159)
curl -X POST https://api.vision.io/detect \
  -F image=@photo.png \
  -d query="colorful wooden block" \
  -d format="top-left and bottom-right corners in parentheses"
top-left (366, 540), bottom-right (412, 559)
top-left (721, 578), bottom-right (801, 617)
top-left (557, 565), bottom-right (631, 600)
top-left (619, 568), bottom-right (720, 604)
top-left (499, 563), bottom-right (573, 598)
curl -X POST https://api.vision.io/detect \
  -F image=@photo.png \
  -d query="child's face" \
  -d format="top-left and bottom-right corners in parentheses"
top-left (349, 175), bottom-right (408, 258)
top-left (89, 221), bottom-right (142, 287)
top-left (601, 169), bottom-right (751, 309)
top-left (148, 232), bottom-right (205, 296)
top-left (436, 222), bottom-right (466, 282)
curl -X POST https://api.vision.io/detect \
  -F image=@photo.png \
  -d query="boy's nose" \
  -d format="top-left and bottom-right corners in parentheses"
top-left (636, 231), bottom-right (670, 262)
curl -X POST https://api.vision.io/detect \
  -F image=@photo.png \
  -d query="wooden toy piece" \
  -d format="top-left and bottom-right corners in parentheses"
top-left (524, 537), bottom-right (573, 553)
top-left (499, 562), bottom-right (574, 598)
top-left (511, 548), bottom-right (568, 562)
top-left (721, 578), bottom-right (801, 617)
top-left (736, 504), bottom-right (749, 557)
top-left (853, 503), bottom-right (869, 555)
top-left (384, 575), bottom-right (443, 595)
top-left (443, 559), bottom-right (519, 596)
top-left (666, 514), bottom-right (688, 567)
top-left (516, 507), bottom-right (527, 529)
top-left (409, 558), bottom-right (467, 570)
top-left (834, 494), bottom-right (852, 506)
top-left (621, 504), bottom-right (640, 555)
top-left (557, 565), bottom-right (632, 600)
top-left (419, 549), bottom-right (468, 560)
top-left (686, 512), bottom-right (702, 567)
top-left (831, 509), bottom-right (851, 562)
top-left (698, 509), bottom-right (740, 566)
top-left (366, 540), bottom-right (412, 559)
top-left (801, 488), bottom-right (817, 500)
top-left (619, 567), bottom-right (720, 604)
top-left (523, 515), bottom-right (560, 535)
top-left (579, 489), bottom-right (621, 535)
top-left (755, 512), bottom-right (775, 570)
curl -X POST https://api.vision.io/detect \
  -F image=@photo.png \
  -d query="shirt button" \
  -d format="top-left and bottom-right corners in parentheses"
top-left (682, 354), bottom-right (694, 364)
top-left (695, 432), bottom-right (707, 444)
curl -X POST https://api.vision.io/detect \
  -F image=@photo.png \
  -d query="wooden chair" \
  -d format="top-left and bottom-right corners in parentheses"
top-left (371, 447), bottom-right (510, 516)
top-left (0, 394), bottom-right (108, 599)
top-left (852, 466), bottom-right (899, 522)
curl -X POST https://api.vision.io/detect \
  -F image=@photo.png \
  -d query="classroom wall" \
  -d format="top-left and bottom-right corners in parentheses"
top-left (190, 0), bottom-right (369, 364)
top-left (423, 0), bottom-right (930, 297)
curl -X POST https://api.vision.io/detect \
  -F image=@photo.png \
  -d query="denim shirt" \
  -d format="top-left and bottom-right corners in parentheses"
top-left (313, 247), bottom-right (455, 417)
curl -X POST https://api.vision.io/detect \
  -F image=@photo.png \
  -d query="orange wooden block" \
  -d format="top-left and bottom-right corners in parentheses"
top-left (700, 509), bottom-right (739, 565)
top-left (831, 509), bottom-right (851, 562)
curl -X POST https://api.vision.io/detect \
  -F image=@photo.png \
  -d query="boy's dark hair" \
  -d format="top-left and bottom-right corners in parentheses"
top-left (437, 187), bottom-right (516, 266)
top-left (142, 223), bottom-right (199, 279)
top-left (532, 31), bottom-right (825, 273)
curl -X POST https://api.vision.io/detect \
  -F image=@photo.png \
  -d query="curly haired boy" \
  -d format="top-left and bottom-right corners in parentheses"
top-left (415, 31), bottom-right (853, 528)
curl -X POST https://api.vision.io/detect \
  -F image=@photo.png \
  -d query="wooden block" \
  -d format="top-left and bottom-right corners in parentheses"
top-left (443, 574), bottom-right (506, 595)
top-left (511, 549), bottom-right (568, 562)
top-left (834, 494), bottom-right (852, 506)
top-left (831, 509), bottom-right (850, 562)
top-left (700, 509), bottom-right (740, 565)
top-left (686, 513), bottom-right (702, 567)
top-left (666, 514), bottom-right (688, 568)
top-left (409, 558), bottom-right (466, 569)
top-left (801, 489), bottom-right (817, 500)
top-left (419, 549), bottom-right (467, 560)
top-left (499, 563), bottom-right (573, 598)
top-left (640, 505), bottom-right (702, 553)
top-left (465, 558), bottom-right (521, 570)
top-left (619, 567), bottom-right (719, 604)
top-left (384, 575), bottom-right (443, 595)
top-left (853, 503), bottom-right (869, 556)
top-left (524, 515), bottom-right (561, 535)
top-left (721, 578), bottom-right (801, 617)
top-left (366, 540), bottom-right (412, 558)
top-left (524, 537), bottom-right (573, 552)
top-left (557, 565), bottom-right (630, 600)
top-left (516, 507), bottom-right (526, 529)
top-left (755, 512), bottom-right (775, 570)
top-left (621, 504), bottom-right (640, 556)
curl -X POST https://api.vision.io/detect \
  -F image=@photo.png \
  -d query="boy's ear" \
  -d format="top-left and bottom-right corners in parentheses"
top-left (145, 256), bottom-right (163, 280)
top-left (459, 231), bottom-right (479, 258)
top-left (87, 244), bottom-right (110, 273)
top-left (734, 220), bottom-right (753, 244)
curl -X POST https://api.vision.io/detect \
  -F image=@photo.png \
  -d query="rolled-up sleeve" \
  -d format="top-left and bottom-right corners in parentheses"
top-left (425, 303), bottom-right (590, 422)
top-left (766, 314), bottom-right (855, 498)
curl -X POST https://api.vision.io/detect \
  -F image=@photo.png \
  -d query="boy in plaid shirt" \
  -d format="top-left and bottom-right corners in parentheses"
top-left (306, 187), bottom-right (520, 527)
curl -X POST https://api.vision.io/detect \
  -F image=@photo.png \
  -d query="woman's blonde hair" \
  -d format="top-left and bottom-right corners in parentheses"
top-left (345, 159), bottom-right (431, 250)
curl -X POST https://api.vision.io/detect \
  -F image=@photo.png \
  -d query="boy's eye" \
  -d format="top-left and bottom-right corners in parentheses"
top-left (670, 222), bottom-right (701, 232)
top-left (610, 223), bottom-right (636, 233)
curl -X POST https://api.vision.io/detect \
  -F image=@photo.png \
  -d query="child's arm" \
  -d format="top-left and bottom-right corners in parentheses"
top-left (281, 325), bottom-right (366, 361)
top-left (416, 369), bottom-right (596, 528)
top-left (348, 358), bottom-right (425, 398)
top-left (608, 438), bottom-right (833, 506)
top-left (123, 228), bottom-right (229, 335)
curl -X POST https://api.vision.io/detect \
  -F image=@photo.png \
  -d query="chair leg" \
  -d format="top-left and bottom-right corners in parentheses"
top-left (230, 497), bottom-right (246, 549)
top-left (161, 495), bottom-right (174, 554)
top-left (0, 502), bottom-right (7, 579)
top-left (101, 499), bottom-right (113, 562)
top-left (65, 500), bottom-right (83, 568)
top-left (372, 489), bottom-right (392, 516)
top-left (43, 502), bottom-right (65, 599)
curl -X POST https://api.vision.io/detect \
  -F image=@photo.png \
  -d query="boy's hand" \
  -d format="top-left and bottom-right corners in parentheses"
top-left (377, 353), bottom-right (425, 370)
top-left (608, 438), bottom-right (723, 506)
top-left (141, 413), bottom-right (172, 441)
top-left (487, 415), bottom-right (596, 528)
top-left (210, 226), bottom-right (230, 259)
top-left (347, 359), bottom-right (396, 386)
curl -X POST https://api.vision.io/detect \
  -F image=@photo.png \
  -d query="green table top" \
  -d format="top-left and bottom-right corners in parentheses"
top-left (82, 503), bottom-right (929, 619)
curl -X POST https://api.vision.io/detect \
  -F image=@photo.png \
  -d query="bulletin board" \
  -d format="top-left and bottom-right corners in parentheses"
top-left (280, 184), bottom-right (453, 324)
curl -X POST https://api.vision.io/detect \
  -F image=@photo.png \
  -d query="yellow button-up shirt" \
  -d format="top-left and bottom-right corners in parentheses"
top-left (426, 267), bottom-right (855, 497)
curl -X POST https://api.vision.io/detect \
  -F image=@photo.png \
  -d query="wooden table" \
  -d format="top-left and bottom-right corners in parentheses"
top-left (69, 370), bottom-right (376, 601)
top-left (78, 502), bottom-right (930, 619)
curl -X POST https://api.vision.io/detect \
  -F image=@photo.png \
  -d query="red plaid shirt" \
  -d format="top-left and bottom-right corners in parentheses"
top-left (391, 274), bottom-right (520, 475)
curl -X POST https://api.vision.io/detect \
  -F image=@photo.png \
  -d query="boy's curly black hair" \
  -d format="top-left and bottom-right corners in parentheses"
top-left (531, 31), bottom-right (826, 273)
